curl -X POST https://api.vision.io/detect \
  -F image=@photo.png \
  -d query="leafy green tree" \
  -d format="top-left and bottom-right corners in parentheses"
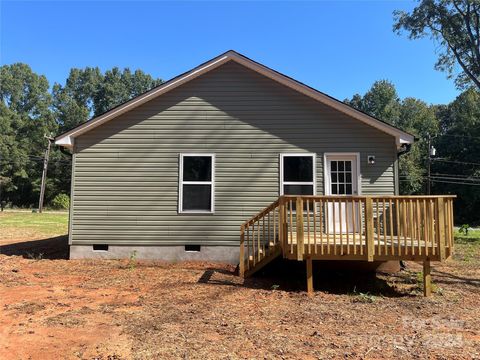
top-left (397, 98), bottom-right (439, 194)
top-left (394, 0), bottom-right (480, 90)
top-left (52, 67), bottom-right (102, 132)
top-left (433, 88), bottom-right (480, 223)
top-left (1, 63), bottom-right (161, 208)
top-left (345, 80), bottom-right (401, 124)
top-left (346, 81), bottom-right (439, 195)
top-left (54, 67), bottom-right (162, 128)
top-left (0, 63), bottom-right (56, 206)
top-left (93, 68), bottom-right (162, 115)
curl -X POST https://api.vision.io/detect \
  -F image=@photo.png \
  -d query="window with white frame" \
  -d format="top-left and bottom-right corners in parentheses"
top-left (179, 154), bottom-right (215, 213)
top-left (280, 153), bottom-right (316, 196)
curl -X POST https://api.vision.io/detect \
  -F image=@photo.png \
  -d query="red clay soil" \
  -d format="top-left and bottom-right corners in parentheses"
top-left (0, 240), bottom-right (479, 359)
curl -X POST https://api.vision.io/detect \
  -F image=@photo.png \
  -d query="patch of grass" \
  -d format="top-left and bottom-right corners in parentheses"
top-left (0, 211), bottom-right (68, 241)
top-left (454, 229), bottom-right (480, 244)
top-left (454, 229), bottom-right (480, 264)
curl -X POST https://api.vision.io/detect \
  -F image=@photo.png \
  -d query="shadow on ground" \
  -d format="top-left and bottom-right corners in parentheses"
top-left (198, 257), bottom-right (408, 297)
top-left (433, 269), bottom-right (480, 288)
top-left (0, 235), bottom-right (69, 260)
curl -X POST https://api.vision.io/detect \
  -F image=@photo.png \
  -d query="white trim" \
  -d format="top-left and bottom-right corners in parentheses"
top-left (279, 153), bottom-right (317, 196)
top-left (178, 153), bottom-right (215, 214)
top-left (323, 152), bottom-right (361, 196)
top-left (55, 51), bottom-right (414, 149)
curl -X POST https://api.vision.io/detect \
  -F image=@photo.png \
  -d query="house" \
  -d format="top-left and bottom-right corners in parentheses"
top-left (55, 51), bottom-right (454, 296)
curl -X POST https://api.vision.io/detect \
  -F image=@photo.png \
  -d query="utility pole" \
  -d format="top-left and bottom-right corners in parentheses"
top-left (38, 135), bottom-right (53, 213)
top-left (427, 134), bottom-right (431, 195)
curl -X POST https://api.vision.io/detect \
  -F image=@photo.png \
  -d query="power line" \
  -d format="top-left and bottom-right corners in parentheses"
top-left (430, 179), bottom-right (480, 186)
top-left (399, 178), bottom-right (480, 186)
top-left (431, 172), bottom-right (480, 179)
top-left (432, 159), bottom-right (480, 167)
top-left (430, 176), bottom-right (480, 182)
top-left (400, 174), bottom-right (480, 182)
top-left (0, 159), bottom-right (71, 166)
top-left (435, 134), bottom-right (480, 141)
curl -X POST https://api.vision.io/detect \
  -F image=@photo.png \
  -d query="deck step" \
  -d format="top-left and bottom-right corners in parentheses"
top-left (244, 245), bottom-right (282, 278)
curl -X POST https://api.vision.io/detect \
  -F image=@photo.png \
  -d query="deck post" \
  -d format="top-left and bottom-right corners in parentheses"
top-left (365, 197), bottom-right (374, 262)
top-left (240, 224), bottom-right (245, 278)
top-left (296, 197), bottom-right (304, 261)
top-left (306, 256), bottom-right (313, 296)
top-left (423, 259), bottom-right (432, 297)
top-left (436, 197), bottom-right (446, 261)
top-left (279, 199), bottom-right (285, 256)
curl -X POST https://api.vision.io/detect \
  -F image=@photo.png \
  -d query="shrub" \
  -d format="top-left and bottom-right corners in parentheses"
top-left (51, 193), bottom-right (70, 210)
top-left (459, 224), bottom-right (470, 236)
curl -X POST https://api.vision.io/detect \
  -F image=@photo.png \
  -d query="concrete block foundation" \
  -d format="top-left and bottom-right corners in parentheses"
top-left (70, 245), bottom-right (240, 264)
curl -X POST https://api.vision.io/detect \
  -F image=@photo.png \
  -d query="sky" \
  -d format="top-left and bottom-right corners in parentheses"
top-left (1, 0), bottom-right (461, 105)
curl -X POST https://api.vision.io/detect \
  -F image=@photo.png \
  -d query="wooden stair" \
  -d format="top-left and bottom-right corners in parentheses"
top-left (243, 244), bottom-right (282, 277)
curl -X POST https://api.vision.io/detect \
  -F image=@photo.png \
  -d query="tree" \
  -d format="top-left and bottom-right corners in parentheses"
top-left (0, 63), bottom-right (56, 206)
top-left (433, 88), bottom-right (480, 223)
top-left (397, 98), bottom-right (439, 194)
top-left (345, 80), bottom-right (401, 124)
top-left (50, 66), bottom-right (162, 205)
top-left (1, 63), bottom-right (162, 208)
top-left (394, 0), bottom-right (480, 90)
top-left (93, 68), bottom-right (162, 115)
top-left (53, 67), bottom-right (162, 129)
top-left (345, 81), bottom-right (439, 194)
top-left (52, 67), bottom-right (102, 132)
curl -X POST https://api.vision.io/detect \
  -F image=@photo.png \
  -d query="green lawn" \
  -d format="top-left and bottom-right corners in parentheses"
top-left (0, 211), bottom-right (69, 242)
top-left (453, 229), bottom-right (480, 264)
top-left (454, 228), bottom-right (480, 243)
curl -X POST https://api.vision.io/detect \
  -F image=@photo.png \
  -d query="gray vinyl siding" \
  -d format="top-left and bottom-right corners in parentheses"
top-left (71, 61), bottom-right (397, 246)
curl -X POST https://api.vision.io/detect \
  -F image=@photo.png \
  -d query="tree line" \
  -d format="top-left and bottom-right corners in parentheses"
top-left (0, 64), bottom-right (162, 208)
top-left (345, 81), bottom-right (480, 224)
top-left (1, 0), bottom-right (479, 223)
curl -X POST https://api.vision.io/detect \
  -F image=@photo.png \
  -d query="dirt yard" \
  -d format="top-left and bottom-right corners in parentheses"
top-left (1, 211), bottom-right (479, 359)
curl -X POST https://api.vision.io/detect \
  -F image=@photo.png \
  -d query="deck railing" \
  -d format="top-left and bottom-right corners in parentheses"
top-left (239, 199), bottom-right (283, 276)
top-left (240, 195), bottom-right (455, 276)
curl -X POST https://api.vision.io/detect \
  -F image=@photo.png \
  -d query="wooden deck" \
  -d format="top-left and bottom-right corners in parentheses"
top-left (239, 195), bottom-right (456, 296)
top-left (285, 232), bottom-right (453, 261)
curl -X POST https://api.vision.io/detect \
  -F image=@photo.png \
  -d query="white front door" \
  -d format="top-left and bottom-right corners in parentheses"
top-left (325, 154), bottom-right (359, 233)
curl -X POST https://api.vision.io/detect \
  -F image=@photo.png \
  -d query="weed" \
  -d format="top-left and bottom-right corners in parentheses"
top-left (353, 292), bottom-right (377, 303)
top-left (415, 271), bottom-right (442, 295)
top-left (129, 250), bottom-right (138, 271)
top-left (458, 224), bottom-right (470, 236)
top-left (26, 252), bottom-right (44, 261)
top-left (350, 286), bottom-right (377, 303)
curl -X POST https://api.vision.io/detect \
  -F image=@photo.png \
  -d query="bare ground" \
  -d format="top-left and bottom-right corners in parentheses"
top-left (0, 236), bottom-right (479, 359)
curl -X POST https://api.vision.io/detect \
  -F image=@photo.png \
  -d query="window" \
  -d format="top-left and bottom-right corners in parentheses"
top-left (280, 154), bottom-right (316, 196)
top-left (179, 154), bottom-right (215, 213)
top-left (329, 160), bottom-right (353, 195)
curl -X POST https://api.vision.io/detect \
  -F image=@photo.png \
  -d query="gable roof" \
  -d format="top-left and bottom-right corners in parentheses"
top-left (55, 50), bottom-right (415, 149)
